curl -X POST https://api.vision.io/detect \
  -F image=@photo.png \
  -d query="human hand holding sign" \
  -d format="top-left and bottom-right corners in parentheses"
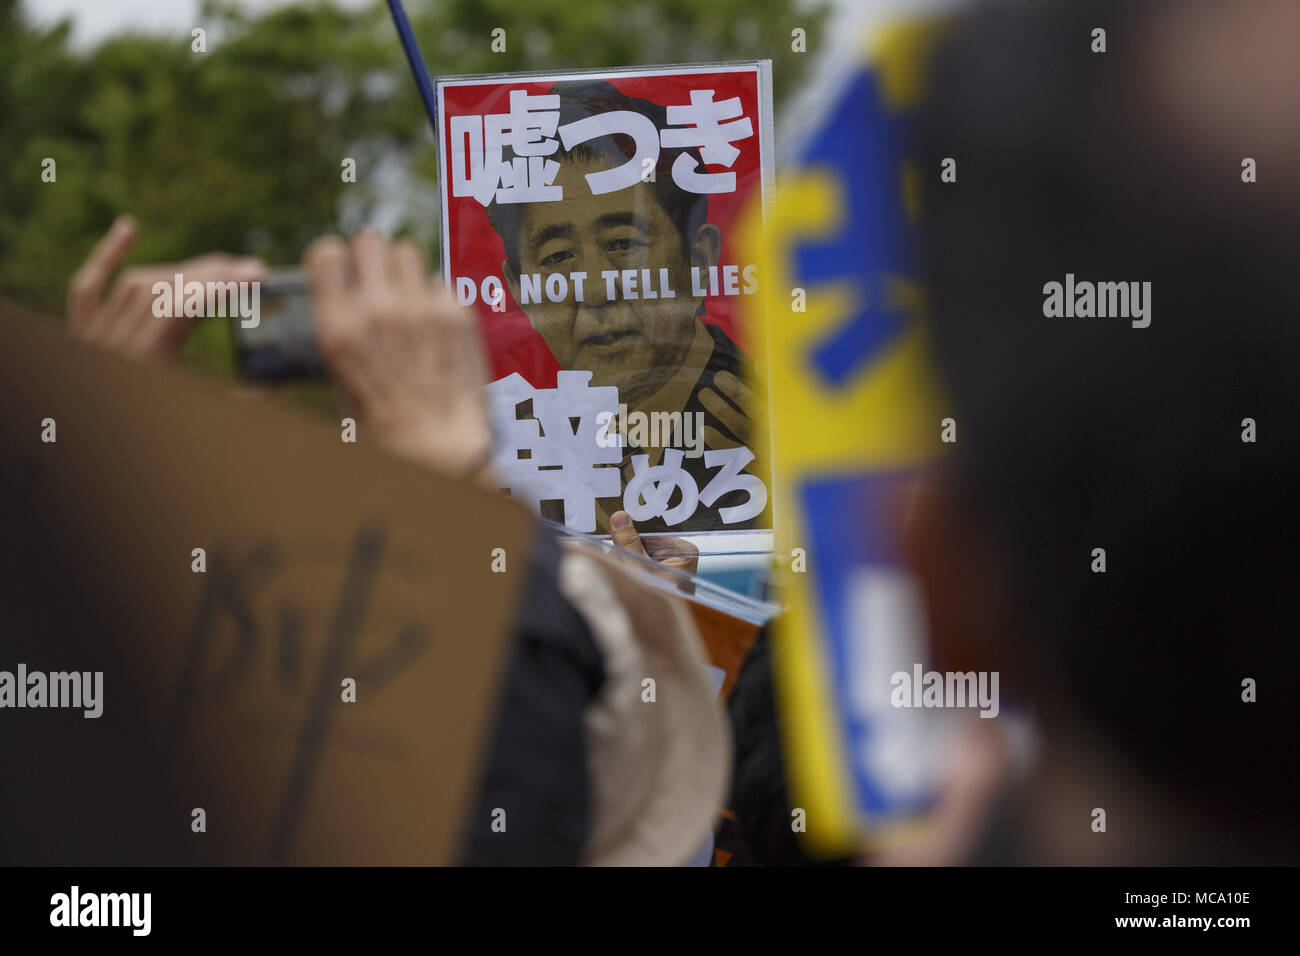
top-left (304, 230), bottom-right (494, 482)
top-left (610, 509), bottom-right (700, 594)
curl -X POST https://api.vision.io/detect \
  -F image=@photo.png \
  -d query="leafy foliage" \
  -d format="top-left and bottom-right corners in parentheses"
top-left (1, 0), bottom-right (824, 328)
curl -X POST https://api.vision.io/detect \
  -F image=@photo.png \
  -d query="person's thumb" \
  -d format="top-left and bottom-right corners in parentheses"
top-left (609, 510), bottom-right (650, 559)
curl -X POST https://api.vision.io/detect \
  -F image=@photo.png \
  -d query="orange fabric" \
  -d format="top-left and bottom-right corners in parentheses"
top-left (687, 600), bottom-right (760, 700)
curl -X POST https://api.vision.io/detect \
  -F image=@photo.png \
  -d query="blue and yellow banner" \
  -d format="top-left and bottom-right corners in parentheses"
top-left (743, 19), bottom-right (951, 857)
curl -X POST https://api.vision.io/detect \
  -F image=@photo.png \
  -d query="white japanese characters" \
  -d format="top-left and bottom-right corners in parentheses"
top-left (451, 87), bottom-right (755, 206)
top-left (485, 371), bottom-right (766, 532)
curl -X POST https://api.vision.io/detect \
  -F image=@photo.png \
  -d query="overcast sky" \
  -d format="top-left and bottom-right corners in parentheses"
top-left (26, 0), bottom-right (370, 46)
top-left (26, 0), bottom-right (880, 48)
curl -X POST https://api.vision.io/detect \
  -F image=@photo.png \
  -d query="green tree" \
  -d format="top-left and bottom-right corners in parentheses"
top-left (0, 0), bottom-right (825, 369)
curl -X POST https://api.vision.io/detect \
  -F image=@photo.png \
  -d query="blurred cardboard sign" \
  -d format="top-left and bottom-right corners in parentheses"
top-left (0, 307), bottom-right (534, 865)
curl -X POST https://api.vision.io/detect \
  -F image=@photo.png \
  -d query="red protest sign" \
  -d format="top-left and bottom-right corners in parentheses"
top-left (437, 64), bottom-right (773, 537)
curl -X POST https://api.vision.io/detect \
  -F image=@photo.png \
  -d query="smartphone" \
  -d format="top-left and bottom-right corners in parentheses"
top-left (230, 268), bottom-right (326, 381)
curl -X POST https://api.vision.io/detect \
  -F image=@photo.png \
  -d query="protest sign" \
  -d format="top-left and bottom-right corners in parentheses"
top-left (0, 306), bottom-right (533, 864)
top-left (436, 63), bottom-right (774, 538)
top-left (743, 22), bottom-right (954, 857)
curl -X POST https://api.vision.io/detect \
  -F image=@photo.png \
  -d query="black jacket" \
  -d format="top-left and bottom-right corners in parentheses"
top-left (459, 530), bottom-right (605, 865)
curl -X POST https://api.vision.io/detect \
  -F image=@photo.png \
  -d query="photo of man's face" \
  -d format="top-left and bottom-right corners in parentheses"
top-left (505, 158), bottom-right (720, 408)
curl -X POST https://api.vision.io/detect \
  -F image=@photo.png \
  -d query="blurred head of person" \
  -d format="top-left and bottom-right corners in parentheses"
top-left (486, 81), bottom-right (723, 408)
top-left (909, 0), bottom-right (1300, 864)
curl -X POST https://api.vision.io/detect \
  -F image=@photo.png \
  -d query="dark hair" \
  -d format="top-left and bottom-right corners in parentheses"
top-left (483, 80), bottom-right (710, 274)
top-left (916, 0), bottom-right (1300, 830)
